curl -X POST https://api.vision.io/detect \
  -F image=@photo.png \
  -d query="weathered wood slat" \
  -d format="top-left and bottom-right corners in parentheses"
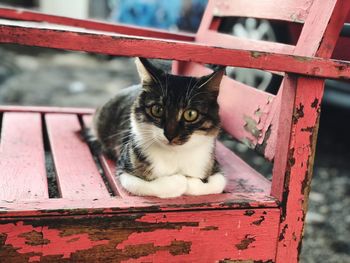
top-left (196, 30), bottom-right (295, 54)
top-left (0, 105), bottom-right (94, 115)
top-left (0, 193), bottom-right (278, 217)
top-left (274, 1), bottom-right (350, 262)
top-left (0, 209), bottom-right (280, 262)
top-left (0, 22), bottom-right (349, 80)
top-left (210, 0), bottom-right (313, 23)
top-left (45, 114), bottom-right (109, 199)
top-left (0, 7), bottom-right (195, 41)
top-left (216, 143), bottom-right (271, 194)
top-left (0, 113), bottom-right (48, 200)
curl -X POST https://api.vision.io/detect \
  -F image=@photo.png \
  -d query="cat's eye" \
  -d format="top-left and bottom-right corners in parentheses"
top-left (183, 109), bottom-right (198, 122)
top-left (150, 104), bottom-right (163, 118)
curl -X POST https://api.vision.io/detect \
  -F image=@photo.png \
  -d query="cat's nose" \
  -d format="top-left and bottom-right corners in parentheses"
top-left (164, 133), bottom-right (176, 143)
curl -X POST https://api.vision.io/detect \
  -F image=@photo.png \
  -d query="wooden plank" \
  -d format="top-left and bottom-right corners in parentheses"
top-left (0, 105), bottom-right (94, 115)
top-left (196, 30), bottom-right (295, 54)
top-left (216, 143), bottom-right (271, 194)
top-left (210, 0), bottom-right (313, 23)
top-left (0, 113), bottom-right (48, 200)
top-left (0, 7), bottom-right (195, 41)
top-left (45, 114), bottom-right (109, 199)
top-left (0, 191), bottom-right (278, 217)
top-left (274, 77), bottom-right (324, 263)
top-left (0, 22), bottom-right (350, 80)
top-left (0, 209), bottom-right (280, 262)
top-left (294, 0), bottom-right (340, 57)
top-left (274, 1), bottom-right (350, 262)
top-left (315, 0), bottom-right (350, 58)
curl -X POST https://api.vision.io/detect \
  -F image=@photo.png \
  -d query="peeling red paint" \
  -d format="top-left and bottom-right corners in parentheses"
top-left (0, 221), bottom-right (109, 258)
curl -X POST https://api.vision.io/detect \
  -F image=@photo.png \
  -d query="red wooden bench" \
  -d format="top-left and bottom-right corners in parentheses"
top-left (0, 1), bottom-right (349, 262)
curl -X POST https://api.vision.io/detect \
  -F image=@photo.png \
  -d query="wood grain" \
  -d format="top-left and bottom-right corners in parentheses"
top-left (196, 30), bottom-right (295, 54)
top-left (210, 0), bottom-right (313, 23)
top-left (0, 7), bottom-right (195, 41)
top-left (45, 114), bottom-right (109, 199)
top-left (0, 21), bottom-right (349, 80)
top-left (0, 209), bottom-right (280, 262)
top-left (0, 112), bottom-right (48, 201)
top-left (0, 105), bottom-right (94, 115)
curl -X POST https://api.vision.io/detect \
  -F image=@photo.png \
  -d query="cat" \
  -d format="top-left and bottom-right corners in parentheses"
top-left (91, 58), bottom-right (226, 198)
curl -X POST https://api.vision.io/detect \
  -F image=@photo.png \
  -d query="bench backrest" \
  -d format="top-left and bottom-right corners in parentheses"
top-left (174, 0), bottom-right (349, 161)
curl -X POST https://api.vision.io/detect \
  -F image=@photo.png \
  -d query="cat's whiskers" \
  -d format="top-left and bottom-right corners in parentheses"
top-left (184, 77), bottom-right (193, 103)
top-left (186, 77), bottom-right (203, 102)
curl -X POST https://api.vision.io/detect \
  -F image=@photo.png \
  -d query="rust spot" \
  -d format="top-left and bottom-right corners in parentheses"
top-left (219, 260), bottom-right (274, 263)
top-left (293, 103), bottom-right (304, 124)
top-left (19, 230), bottom-right (50, 246)
top-left (67, 237), bottom-right (80, 243)
top-left (301, 126), bottom-right (314, 133)
top-left (0, 233), bottom-right (6, 246)
top-left (244, 210), bottom-right (255, 216)
top-left (169, 240), bottom-right (192, 256)
top-left (311, 98), bottom-right (319, 108)
top-left (293, 56), bottom-right (312, 62)
top-left (251, 216), bottom-right (265, 226)
top-left (251, 51), bottom-right (263, 58)
top-left (122, 240), bottom-right (191, 258)
top-left (256, 124), bottom-right (272, 156)
top-left (278, 224), bottom-right (288, 241)
top-left (235, 235), bottom-right (256, 250)
top-left (254, 107), bottom-right (263, 117)
top-left (243, 115), bottom-right (262, 139)
top-left (336, 65), bottom-right (346, 71)
top-left (200, 226), bottom-right (219, 231)
top-left (241, 138), bottom-right (255, 148)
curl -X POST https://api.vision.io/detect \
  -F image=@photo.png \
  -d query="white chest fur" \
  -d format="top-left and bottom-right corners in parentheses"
top-left (131, 120), bottom-right (215, 179)
top-left (146, 134), bottom-right (214, 179)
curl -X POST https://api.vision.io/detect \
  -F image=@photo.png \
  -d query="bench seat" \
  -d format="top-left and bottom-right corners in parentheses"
top-left (0, 107), bottom-right (279, 262)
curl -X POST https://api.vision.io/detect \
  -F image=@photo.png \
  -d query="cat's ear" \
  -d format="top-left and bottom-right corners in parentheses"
top-left (199, 66), bottom-right (226, 92)
top-left (135, 57), bottom-right (163, 85)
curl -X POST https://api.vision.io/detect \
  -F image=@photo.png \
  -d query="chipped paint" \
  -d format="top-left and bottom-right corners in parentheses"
top-left (243, 115), bottom-right (262, 139)
top-left (293, 56), bottom-right (313, 62)
top-left (290, 13), bottom-right (304, 23)
top-left (256, 124), bottom-right (272, 156)
top-left (278, 225), bottom-right (288, 241)
top-left (293, 104), bottom-right (305, 124)
top-left (244, 210), bottom-right (255, 217)
top-left (200, 226), bottom-right (219, 231)
top-left (251, 216), bottom-right (265, 226)
top-left (251, 51), bottom-right (263, 58)
top-left (311, 98), bottom-right (319, 108)
top-left (235, 235), bottom-right (256, 250)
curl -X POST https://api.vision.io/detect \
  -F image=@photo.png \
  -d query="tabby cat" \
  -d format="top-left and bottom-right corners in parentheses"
top-left (92, 58), bottom-right (226, 198)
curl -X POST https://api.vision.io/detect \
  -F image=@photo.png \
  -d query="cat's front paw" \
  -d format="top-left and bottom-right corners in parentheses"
top-left (185, 173), bottom-right (226, 196)
top-left (155, 174), bottom-right (187, 198)
top-left (119, 172), bottom-right (187, 198)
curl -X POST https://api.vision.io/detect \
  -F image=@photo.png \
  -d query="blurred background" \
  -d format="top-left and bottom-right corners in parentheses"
top-left (0, 1), bottom-right (349, 262)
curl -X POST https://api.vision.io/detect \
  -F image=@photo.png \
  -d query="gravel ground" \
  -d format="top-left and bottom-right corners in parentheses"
top-left (0, 46), bottom-right (349, 262)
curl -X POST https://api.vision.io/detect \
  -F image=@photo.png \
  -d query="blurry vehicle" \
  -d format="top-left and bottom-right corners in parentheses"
top-left (110, 0), bottom-right (207, 31)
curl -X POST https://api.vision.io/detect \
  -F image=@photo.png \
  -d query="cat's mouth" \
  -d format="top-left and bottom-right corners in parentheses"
top-left (159, 137), bottom-right (187, 146)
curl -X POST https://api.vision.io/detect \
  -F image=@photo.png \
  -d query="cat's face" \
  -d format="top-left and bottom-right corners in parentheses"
top-left (132, 58), bottom-right (224, 147)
